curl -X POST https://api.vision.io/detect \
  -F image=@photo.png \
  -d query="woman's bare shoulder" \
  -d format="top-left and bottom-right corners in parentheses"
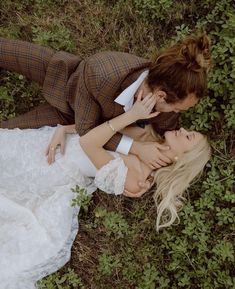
top-left (120, 154), bottom-right (149, 194)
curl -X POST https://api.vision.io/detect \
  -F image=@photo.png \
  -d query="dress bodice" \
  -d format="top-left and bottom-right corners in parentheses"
top-left (0, 126), bottom-right (127, 199)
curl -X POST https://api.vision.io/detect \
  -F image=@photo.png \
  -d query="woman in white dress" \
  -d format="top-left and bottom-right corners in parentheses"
top-left (0, 94), bottom-right (210, 289)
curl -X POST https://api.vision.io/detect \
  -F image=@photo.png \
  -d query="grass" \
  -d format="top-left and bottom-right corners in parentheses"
top-left (0, 0), bottom-right (234, 288)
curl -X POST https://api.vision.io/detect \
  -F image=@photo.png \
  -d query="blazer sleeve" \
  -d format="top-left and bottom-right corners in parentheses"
top-left (74, 57), bottom-right (124, 151)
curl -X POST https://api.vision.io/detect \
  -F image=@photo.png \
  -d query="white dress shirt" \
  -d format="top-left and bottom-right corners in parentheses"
top-left (114, 70), bottom-right (149, 155)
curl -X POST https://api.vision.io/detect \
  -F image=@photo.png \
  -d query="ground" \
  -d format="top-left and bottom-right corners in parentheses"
top-left (0, 1), bottom-right (234, 288)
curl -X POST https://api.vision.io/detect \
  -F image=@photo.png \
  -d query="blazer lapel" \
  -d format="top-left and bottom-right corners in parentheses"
top-left (104, 65), bottom-right (151, 119)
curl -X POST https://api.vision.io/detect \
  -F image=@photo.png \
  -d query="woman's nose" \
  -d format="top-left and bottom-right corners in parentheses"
top-left (180, 127), bottom-right (188, 134)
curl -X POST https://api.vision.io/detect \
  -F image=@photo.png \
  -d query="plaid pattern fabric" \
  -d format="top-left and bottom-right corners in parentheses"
top-left (0, 103), bottom-right (74, 129)
top-left (0, 38), bottom-right (54, 85)
top-left (0, 38), bottom-right (179, 150)
top-left (72, 51), bottom-right (178, 149)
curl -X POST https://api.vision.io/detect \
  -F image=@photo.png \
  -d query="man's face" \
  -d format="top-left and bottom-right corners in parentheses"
top-left (139, 80), bottom-right (199, 113)
top-left (155, 92), bottom-right (199, 113)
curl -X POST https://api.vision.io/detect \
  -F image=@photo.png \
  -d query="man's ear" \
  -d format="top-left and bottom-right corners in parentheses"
top-left (155, 90), bottom-right (167, 102)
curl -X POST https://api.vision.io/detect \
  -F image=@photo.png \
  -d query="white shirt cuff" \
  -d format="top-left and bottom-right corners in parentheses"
top-left (116, 135), bottom-right (133, 155)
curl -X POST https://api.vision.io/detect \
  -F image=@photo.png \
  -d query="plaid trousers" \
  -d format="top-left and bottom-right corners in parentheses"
top-left (0, 37), bottom-right (78, 128)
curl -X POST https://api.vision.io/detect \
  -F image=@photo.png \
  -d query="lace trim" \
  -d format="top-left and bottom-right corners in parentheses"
top-left (94, 157), bottom-right (128, 195)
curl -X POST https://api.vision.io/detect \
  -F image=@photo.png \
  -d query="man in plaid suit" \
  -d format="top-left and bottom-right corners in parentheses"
top-left (0, 37), bottom-right (206, 169)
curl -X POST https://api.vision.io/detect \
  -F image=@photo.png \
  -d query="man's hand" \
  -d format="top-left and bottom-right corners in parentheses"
top-left (131, 141), bottom-right (172, 169)
top-left (46, 126), bottom-right (66, 165)
top-left (129, 90), bottom-right (172, 169)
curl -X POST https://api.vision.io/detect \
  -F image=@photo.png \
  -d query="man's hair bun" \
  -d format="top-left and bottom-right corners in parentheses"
top-left (180, 34), bottom-right (211, 73)
top-left (148, 33), bottom-right (212, 102)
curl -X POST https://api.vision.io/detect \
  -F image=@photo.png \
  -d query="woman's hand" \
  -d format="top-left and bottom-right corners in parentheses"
top-left (46, 126), bottom-right (66, 165)
top-left (130, 90), bottom-right (160, 121)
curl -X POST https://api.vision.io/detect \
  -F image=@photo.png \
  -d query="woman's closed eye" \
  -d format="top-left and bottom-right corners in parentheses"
top-left (186, 133), bottom-right (195, 141)
top-left (186, 135), bottom-right (193, 141)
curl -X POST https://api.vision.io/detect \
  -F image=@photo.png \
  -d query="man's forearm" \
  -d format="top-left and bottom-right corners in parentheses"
top-left (103, 132), bottom-right (123, 151)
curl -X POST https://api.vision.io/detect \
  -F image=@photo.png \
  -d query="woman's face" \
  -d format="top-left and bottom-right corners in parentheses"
top-left (164, 128), bottom-right (203, 155)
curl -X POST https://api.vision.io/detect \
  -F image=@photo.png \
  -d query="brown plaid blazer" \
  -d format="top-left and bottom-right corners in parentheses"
top-left (0, 38), bottom-right (178, 150)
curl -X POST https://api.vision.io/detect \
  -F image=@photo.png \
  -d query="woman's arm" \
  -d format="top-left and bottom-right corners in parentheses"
top-left (46, 123), bottom-right (157, 165)
top-left (80, 93), bottom-right (159, 195)
top-left (79, 93), bottom-right (159, 169)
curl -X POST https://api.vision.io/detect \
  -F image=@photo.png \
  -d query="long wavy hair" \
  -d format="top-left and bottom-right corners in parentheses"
top-left (152, 134), bottom-right (211, 232)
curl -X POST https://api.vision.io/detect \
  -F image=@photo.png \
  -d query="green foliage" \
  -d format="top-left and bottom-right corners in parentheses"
top-left (179, 0), bottom-right (235, 132)
top-left (37, 268), bottom-right (85, 289)
top-left (71, 186), bottom-right (92, 214)
top-left (133, 0), bottom-right (187, 23)
top-left (97, 253), bottom-right (121, 276)
top-left (212, 240), bottom-right (234, 262)
top-left (0, 0), bottom-right (234, 288)
top-left (0, 86), bottom-right (14, 120)
top-left (0, 26), bottom-right (21, 39)
top-left (216, 207), bottom-right (234, 226)
top-left (136, 264), bottom-right (167, 289)
top-left (0, 86), bottom-right (13, 101)
top-left (94, 207), bottom-right (129, 238)
top-left (0, 72), bottom-right (42, 121)
top-left (32, 23), bottom-right (76, 52)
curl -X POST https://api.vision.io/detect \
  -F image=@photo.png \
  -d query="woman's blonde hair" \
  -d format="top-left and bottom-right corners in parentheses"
top-left (152, 134), bottom-right (211, 232)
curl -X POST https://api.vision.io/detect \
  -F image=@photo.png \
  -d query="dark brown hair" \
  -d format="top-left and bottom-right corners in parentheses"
top-left (147, 34), bottom-right (211, 103)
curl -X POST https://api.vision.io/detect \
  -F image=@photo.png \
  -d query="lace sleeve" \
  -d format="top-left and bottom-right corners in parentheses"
top-left (94, 157), bottom-right (128, 195)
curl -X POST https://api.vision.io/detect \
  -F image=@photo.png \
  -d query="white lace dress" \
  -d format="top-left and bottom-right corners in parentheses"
top-left (0, 126), bottom-right (128, 289)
